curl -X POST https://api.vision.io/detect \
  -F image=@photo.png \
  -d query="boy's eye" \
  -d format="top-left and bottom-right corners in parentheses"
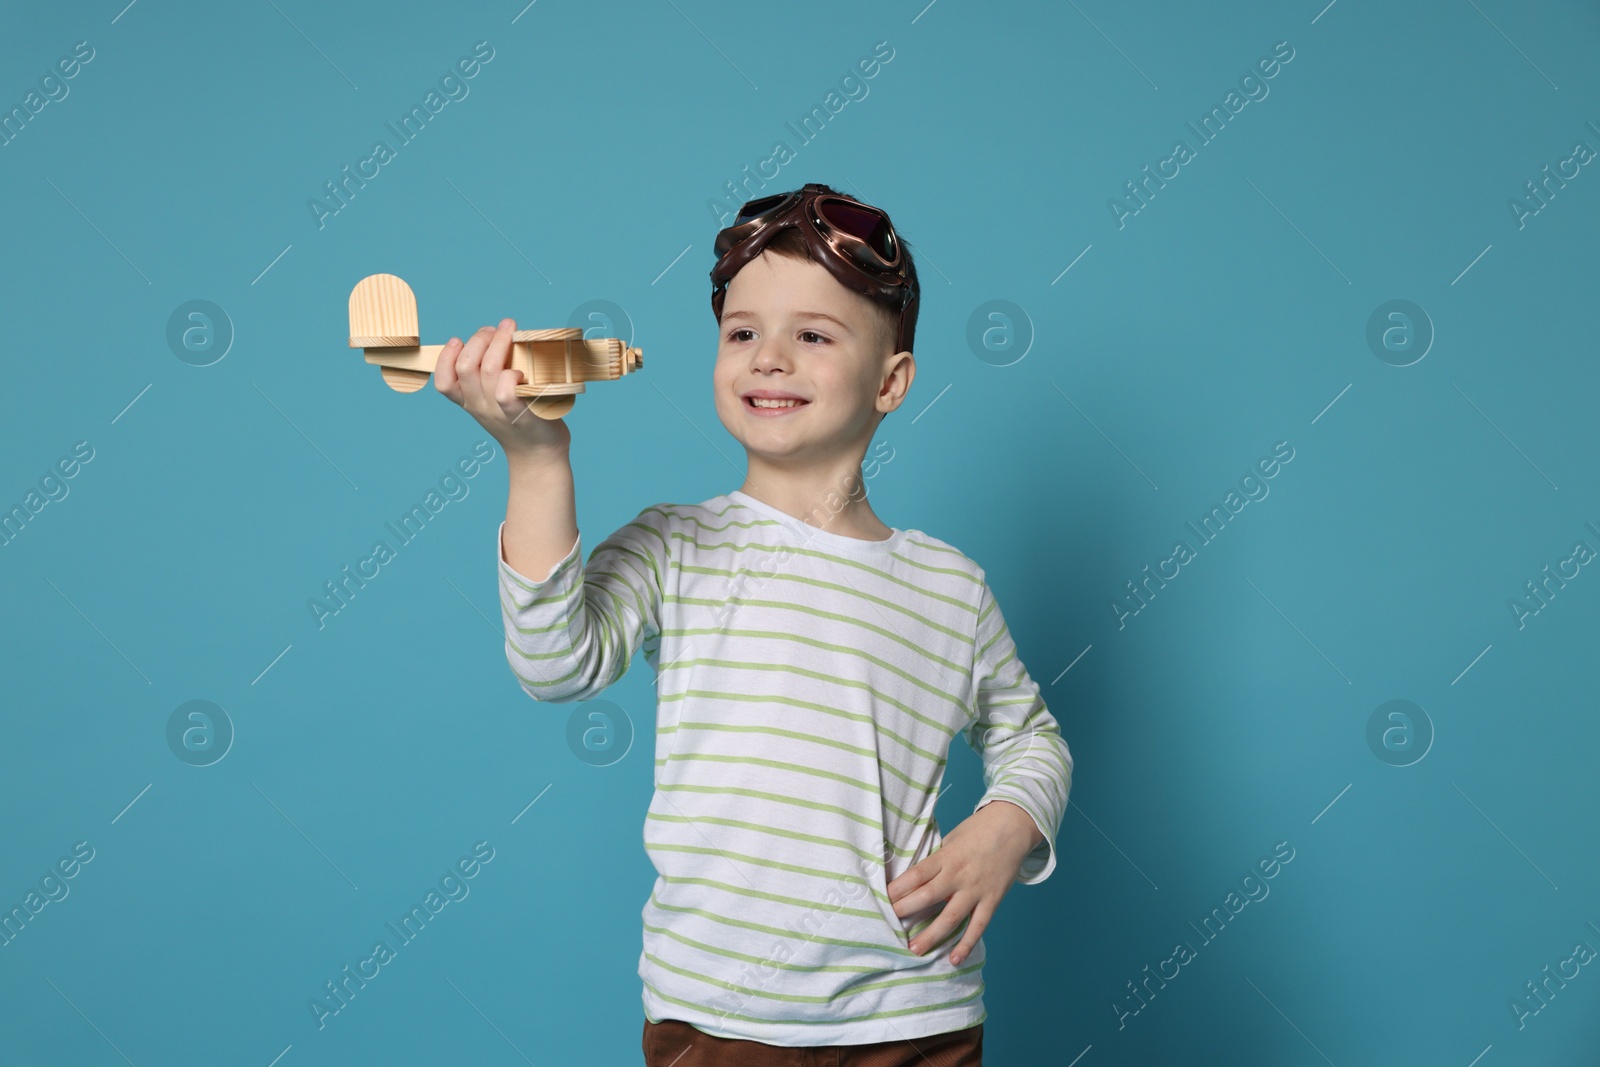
top-left (724, 327), bottom-right (832, 344)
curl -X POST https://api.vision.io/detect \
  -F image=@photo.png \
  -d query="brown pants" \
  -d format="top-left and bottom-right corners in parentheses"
top-left (642, 1017), bottom-right (983, 1066)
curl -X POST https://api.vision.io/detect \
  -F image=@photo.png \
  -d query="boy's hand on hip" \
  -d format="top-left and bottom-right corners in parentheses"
top-left (886, 800), bottom-right (1044, 967)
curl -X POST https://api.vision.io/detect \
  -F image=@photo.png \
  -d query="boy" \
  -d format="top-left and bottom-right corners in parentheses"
top-left (436, 182), bottom-right (1072, 1065)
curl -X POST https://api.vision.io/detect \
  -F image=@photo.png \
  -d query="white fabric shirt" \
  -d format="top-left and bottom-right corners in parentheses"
top-left (498, 490), bottom-right (1073, 1046)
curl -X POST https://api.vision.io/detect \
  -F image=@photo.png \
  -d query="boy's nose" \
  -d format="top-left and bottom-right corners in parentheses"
top-left (750, 340), bottom-right (794, 368)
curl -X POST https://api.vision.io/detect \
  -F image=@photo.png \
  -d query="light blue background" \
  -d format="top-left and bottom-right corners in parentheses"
top-left (2, 0), bottom-right (1598, 1063)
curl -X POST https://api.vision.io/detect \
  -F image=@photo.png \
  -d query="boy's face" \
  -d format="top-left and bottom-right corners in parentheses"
top-left (712, 251), bottom-right (913, 472)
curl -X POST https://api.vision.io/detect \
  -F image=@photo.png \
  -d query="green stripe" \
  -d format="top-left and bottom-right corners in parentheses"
top-left (974, 704), bottom-right (1049, 737)
top-left (646, 811), bottom-right (883, 867)
top-left (656, 782), bottom-right (883, 830)
top-left (667, 718), bottom-right (879, 762)
top-left (977, 619), bottom-right (1006, 661)
top-left (500, 563), bottom-right (574, 604)
top-left (599, 542), bottom-right (661, 598)
top-left (678, 558), bottom-right (974, 616)
top-left (663, 628), bottom-right (966, 710)
top-left (992, 770), bottom-right (1068, 812)
top-left (660, 718), bottom-right (948, 793)
top-left (609, 512), bottom-right (670, 575)
top-left (646, 890), bottom-right (901, 953)
top-left (659, 691), bottom-right (949, 764)
top-left (498, 599), bottom-right (569, 636)
top-left (646, 810), bottom-right (929, 864)
top-left (589, 553), bottom-right (652, 621)
top-left (903, 537), bottom-right (970, 558)
top-left (504, 638), bottom-right (577, 663)
top-left (669, 593), bottom-right (970, 656)
top-left (657, 874), bottom-right (883, 920)
top-left (641, 919), bottom-right (885, 973)
top-left (653, 761), bottom-right (885, 811)
top-left (646, 888), bottom-right (957, 957)
top-left (644, 949), bottom-right (983, 1005)
top-left (889, 551), bottom-right (982, 585)
top-left (655, 753), bottom-right (927, 826)
top-left (505, 652), bottom-right (585, 692)
top-left (646, 889), bottom-right (947, 953)
top-left (982, 695), bottom-right (1039, 709)
top-left (675, 533), bottom-right (976, 608)
top-left (644, 843), bottom-right (889, 905)
top-left (657, 658), bottom-right (962, 733)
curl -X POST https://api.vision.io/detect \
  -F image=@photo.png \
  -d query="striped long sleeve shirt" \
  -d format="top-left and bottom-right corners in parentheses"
top-left (498, 490), bottom-right (1073, 1046)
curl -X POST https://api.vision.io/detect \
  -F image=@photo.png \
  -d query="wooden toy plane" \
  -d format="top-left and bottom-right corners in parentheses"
top-left (347, 273), bottom-right (643, 419)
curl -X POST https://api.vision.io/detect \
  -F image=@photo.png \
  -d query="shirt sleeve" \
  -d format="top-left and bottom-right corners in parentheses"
top-left (963, 575), bottom-right (1074, 885)
top-left (497, 503), bottom-right (675, 704)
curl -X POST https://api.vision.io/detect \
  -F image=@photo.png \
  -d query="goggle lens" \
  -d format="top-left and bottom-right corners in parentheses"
top-left (734, 192), bottom-right (793, 224)
top-left (816, 197), bottom-right (897, 266)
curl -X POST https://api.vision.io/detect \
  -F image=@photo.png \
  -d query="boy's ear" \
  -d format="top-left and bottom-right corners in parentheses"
top-left (877, 349), bottom-right (915, 414)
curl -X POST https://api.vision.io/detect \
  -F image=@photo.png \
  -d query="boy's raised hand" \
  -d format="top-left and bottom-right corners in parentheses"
top-left (434, 318), bottom-right (570, 456)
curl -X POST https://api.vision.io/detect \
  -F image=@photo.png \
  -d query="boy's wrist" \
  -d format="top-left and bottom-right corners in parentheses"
top-left (981, 799), bottom-right (1046, 852)
top-left (504, 442), bottom-right (571, 472)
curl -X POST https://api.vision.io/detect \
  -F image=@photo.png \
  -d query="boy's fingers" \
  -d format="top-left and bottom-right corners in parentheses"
top-left (909, 895), bottom-right (967, 955)
top-left (495, 367), bottom-right (528, 420)
top-left (437, 320), bottom-right (538, 433)
top-left (454, 325), bottom-right (496, 410)
top-left (481, 318), bottom-right (516, 385)
top-left (948, 904), bottom-right (989, 965)
top-left (433, 337), bottom-right (463, 396)
top-left (886, 859), bottom-right (934, 903)
top-left (910, 916), bottom-right (952, 955)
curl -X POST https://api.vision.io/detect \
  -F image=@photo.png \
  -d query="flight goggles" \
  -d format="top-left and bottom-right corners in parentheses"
top-left (710, 183), bottom-right (918, 354)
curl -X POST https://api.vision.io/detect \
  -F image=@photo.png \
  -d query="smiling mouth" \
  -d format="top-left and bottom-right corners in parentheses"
top-left (744, 396), bottom-right (810, 411)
